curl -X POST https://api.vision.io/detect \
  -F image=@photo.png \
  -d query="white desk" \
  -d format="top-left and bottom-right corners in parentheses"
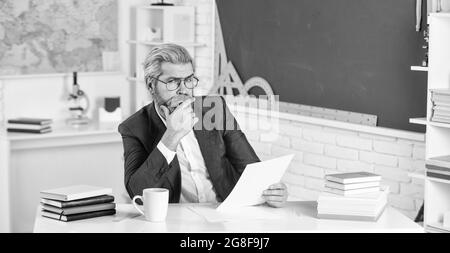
top-left (2, 123), bottom-right (129, 233)
top-left (33, 201), bottom-right (424, 233)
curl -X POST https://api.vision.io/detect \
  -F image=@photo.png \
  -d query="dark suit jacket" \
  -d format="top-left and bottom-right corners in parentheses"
top-left (118, 96), bottom-right (260, 203)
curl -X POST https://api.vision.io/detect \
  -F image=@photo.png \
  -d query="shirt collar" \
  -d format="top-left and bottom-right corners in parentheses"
top-left (154, 102), bottom-right (167, 126)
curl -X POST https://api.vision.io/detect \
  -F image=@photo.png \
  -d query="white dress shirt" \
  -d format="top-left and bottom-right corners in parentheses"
top-left (154, 103), bottom-right (219, 203)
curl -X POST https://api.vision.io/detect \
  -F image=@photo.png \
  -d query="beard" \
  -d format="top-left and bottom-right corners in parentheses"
top-left (156, 94), bottom-right (192, 114)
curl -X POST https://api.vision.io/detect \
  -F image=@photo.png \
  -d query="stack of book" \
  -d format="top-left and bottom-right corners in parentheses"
top-left (318, 172), bottom-right (388, 221)
top-left (426, 155), bottom-right (450, 181)
top-left (430, 89), bottom-right (450, 124)
top-left (7, 117), bottom-right (53, 134)
top-left (40, 185), bottom-right (116, 222)
top-left (324, 171), bottom-right (382, 196)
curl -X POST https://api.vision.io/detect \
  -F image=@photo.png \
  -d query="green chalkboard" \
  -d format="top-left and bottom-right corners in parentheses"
top-left (216, 0), bottom-right (427, 132)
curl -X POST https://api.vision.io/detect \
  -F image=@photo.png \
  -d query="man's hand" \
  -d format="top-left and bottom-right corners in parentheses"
top-left (160, 98), bottom-right (198, 151)
top-left (262, 182), bottom-right (288, 208)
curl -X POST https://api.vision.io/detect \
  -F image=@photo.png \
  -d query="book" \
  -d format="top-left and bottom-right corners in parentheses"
top-left (7, 127), bottom-right (52, 134)
top-left (433, 111), bottom-right (450, 117)
top-left (433, 101), bottom-right (450, 107)
top-left (432, 94), bottom-right (450, 103)
top-left (325, 172), bottom-right (381, 184)
top-left (433, 105), bottom-right (450, 112)
top-left (41, 202), bottom-right (116, 215)
top-left (41, 209), bottom-right (116, 222)
top-left (318, 186), bottom-right (389, 204)
top-left (427, 172), bottom-right (450, 181)
top-left (426, 223), bottom-right (450, 233)
top-left (7, 117), bottom-right (53, 125)
top-left (431, 89), bottom-right (450, 95)
top-left (40, 194), bottom-right (115, 208)
top-left (427, 169), bottom-right (450, 176)
top-left (325, 180), bottom-right (380, 190)
top-left (7, 123), bottom-right (50, 130)
top-left (426, 155), bottom-right (450, 169)
top-left (40, 185), bottom-right (113, 201)
top-left (317, 203), bottom-right (386, 222)
top-left (317, 186), bottom-right (389, 222)
top-left (432, 112), bottom-right (450, 119)
top-left (431, 117), bottom-right (450, 124)
top-left (425, 164), bottom-right (450, 173)
top-left (324, 186), bottom-right (380, 196)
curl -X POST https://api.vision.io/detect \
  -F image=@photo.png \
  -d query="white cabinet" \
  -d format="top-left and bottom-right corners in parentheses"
top-left (410, 12), bottom-right (450, 233)
top-left (127, 5), bottom-right (205, 112)
top-left (424, 13), bottom-right (450, 233)
top-left (2, 125), bottom-right (128, 232)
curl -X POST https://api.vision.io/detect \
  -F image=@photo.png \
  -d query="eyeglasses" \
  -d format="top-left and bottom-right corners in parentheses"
top-left (147, 75), bottom-right (199, 91)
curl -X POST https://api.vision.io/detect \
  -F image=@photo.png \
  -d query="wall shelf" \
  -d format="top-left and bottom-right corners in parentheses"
top-left (409, 117), bottom-right (427, 125)
top-left (409, 117), bottom-right (450, 129)
top-left (410, 66), bottom-right (429, 72)
top-left (417, 13), bottom-right (450, 233)
top-left (128, 5), bottom-right (200, 112)
top-left (127, 40), bottom-right (206, 47)
top-left (428, 176), bottom-right (450, 185)
top-left (408, 172), bottom-right (425, 180)
top-left (426, 223), bottom-right (450, 233)
top-left (429, 12), bottom-right (450, 18)
top-left (127, 77), bottom-right (145, 83)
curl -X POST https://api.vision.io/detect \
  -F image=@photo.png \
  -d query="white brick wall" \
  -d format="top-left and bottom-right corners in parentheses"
top-left (336, 135), bottom-right (372, 151)
top-left (304, 153), bottom-right (337, 169)
top-left (304, 177), bottom-right (325, 191)
top-left (303, 128), bottom-right (336, 144)
top-left (412, 146), bottom-right (426, 160)
top-left (381, 179), bottom-right (400, 194)
top-left (398, 158), bottom-right (425, 172)
top-left (292, 138), bottom-right (324, 154)
top-left (179, 0), bottom-right (214, 94)
top-left (279, 122), bottom-right (303, 137)
top-left (359, 133), bottom-right (397, 142)
top-left (0, 80), bottom-right (3, 131)
top-left (337, 160), bottom-right (373, 173)
top-left (324, 145), bottom-right (358, 160)
top-left (281, 171), bottom-right (305, 187)
top-left (248, 140), bottom-right (272, 156)
top-left (232, 111), bottom-right (426, 221)
top-left (374, 165), bottom-right (410, 183)
top-left (297, 163), bottom-right (325, 179)
top-left (400, 183), bottom-right (424, 198)
top-left (271, 145), bottom-right (303, 162)
top-left (261, 134), bottom-right (290, 148)
top-left (388, 195), bottom-right (416, 211)
top-left (373, 140), bottom-right (413, 157)
top-left (360, 151), bottom-right (398, 167)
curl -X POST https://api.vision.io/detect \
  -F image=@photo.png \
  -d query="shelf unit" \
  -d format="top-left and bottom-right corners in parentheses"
top-left (127, 40), bottom-right (205, 47)
top-left (409, 117), bottom-right (450, 129)
top-left (410, 13), bottom-right (450, 233)
top-left (410, 66), bottom-right (429, 72)
top-left (127, 5), bottom-right (206, 112)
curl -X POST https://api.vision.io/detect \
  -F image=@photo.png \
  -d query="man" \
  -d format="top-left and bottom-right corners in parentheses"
top-left (118, 43), bottom-right (287, 207)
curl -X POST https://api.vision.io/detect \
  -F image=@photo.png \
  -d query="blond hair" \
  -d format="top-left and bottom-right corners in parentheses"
top-left (143, 43), bottom-right (194, 89)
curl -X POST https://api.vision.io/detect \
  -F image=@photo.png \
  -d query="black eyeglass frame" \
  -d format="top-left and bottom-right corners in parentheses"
top-left (146, 74), bottom-right (199, 91)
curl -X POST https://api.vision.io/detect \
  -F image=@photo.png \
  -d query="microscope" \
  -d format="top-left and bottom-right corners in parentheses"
top-left (66, 72), bottom-right (90, 126)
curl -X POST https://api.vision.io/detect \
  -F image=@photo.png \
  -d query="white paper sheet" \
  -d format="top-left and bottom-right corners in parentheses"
top-left (189, 204), bottom-right (298, 223)
top-left (216, 154), bottom-right (294, 211)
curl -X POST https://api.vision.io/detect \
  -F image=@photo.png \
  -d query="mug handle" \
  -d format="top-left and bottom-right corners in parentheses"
top-left (132, 195), bottom-right (145, 216)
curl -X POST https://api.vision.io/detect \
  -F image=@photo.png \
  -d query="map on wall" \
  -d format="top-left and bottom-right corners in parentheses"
top-left (0, 0), bottom-right (118, 76)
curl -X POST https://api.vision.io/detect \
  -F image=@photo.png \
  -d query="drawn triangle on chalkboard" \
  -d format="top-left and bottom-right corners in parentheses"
top-left (213, 3), bottom-right (273, 97)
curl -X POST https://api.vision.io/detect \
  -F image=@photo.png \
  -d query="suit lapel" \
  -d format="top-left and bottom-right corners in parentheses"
top-left (147, 102), bottom-right (167, 152)
top-left (193, 97), bottom-right (224, 199)
top-left (193, 129), bottom-right (221, 190)
top-left (193, 130), bottom-right (215, 169)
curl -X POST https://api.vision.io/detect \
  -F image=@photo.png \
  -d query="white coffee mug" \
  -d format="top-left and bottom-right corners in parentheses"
top-left (132, 188), bottom-right (169, 222)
